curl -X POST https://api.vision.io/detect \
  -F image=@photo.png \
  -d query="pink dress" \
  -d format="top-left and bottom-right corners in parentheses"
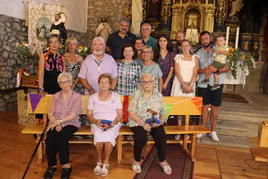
top-left (87, 92), bottom-right (122, 146)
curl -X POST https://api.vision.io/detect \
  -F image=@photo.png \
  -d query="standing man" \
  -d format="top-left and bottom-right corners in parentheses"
top-left (141, 23), bottom-right (158, 52)
top-left (195, 31), bottom-right (230, 142)
top-left (106, 18), bottom-right (136, 61)
top-left (79, 37), bottom-right (117, 94)
top-left (172, 31), bottom-right (185, 54)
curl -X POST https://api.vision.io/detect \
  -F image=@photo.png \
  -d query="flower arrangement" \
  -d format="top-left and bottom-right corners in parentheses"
top-left (16, 42), bottom-right (39, 70)
top-left (227, 47), bottom-right (255, 79)
top-left (78, 46), bottom-right (90, 58)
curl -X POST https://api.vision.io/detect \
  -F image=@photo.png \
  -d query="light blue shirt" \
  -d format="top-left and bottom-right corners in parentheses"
top-left (195, 45), bottom-right (225, 88)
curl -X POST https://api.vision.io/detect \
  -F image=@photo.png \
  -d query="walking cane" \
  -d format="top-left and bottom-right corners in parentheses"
top-left (22, 121), bottom-right (48, 179)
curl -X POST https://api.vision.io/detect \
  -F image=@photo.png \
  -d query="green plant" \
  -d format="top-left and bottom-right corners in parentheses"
top-left (227, 47), bottom-right (255, 79)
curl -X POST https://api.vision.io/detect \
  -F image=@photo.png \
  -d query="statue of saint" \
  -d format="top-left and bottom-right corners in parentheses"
top-left (229, 0), bottom-right (244, 17)
top-left (95, 15), bottom-right (112, 43)
top-left (185, 23), bottom-right (199, 44)
top-left (50, 13), bottom-right (67, 43)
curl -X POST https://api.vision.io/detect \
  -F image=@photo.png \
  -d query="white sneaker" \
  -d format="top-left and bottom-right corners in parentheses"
top-left (175, 134), bottom-right (180, 140)
top-left (197, 133), bottom-right (204, 138)
top-left (209, 131), bottom-right (219, 142)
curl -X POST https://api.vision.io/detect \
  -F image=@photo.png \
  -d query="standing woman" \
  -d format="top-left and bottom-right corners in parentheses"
top-left (115, 44), bottom-right (141, 96)
top-left (171, 40), bottom-right (198, 140)
top-left (154, 35), bottom-right (175, 96)
top-left (64, 37), bottom-right (84, 94)
top-left (38, 34), bottom-right (66, 96)
top-left (133, 38), bottom-right (145, 64)
top-left (171, 40), bottom-right (198, 97)
top-left (141, 45), bottom-right (163, 93)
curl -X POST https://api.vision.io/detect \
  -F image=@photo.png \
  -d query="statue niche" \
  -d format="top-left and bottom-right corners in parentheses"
top-left (184, 9), bottom-right (201, 44)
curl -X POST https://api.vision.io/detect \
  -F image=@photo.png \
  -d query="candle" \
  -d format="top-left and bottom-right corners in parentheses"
top-left (235, 27), bottom-right (240, 49)
top-left (226, 26), bottom-right (229, 47)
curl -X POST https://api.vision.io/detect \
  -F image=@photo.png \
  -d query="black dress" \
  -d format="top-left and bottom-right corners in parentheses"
top-left (43, 50), bottom-right (64, 94)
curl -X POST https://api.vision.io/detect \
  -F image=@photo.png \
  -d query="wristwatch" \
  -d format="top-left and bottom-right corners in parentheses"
top-left (39, 87), bottom-right (44, 90)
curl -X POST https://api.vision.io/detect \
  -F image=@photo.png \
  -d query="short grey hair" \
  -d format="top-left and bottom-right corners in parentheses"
top-left (141, 23), bottom-right (152, 30)
top-left (119, 17), bottom-right (130, 25)
top-left (91, 36), bottom-right (106, 51)
top-left (58, 72), bottom-right (73, 83)
top-left (141, 73), bottom-right (155, 81)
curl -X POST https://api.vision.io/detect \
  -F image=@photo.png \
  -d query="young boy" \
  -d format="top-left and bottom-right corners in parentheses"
top-left (202, 35), bottom-right (229, 90)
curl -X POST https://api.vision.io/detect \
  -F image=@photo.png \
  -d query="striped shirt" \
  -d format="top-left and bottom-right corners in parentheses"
top-left (115, 60), bottom-right (141, 96)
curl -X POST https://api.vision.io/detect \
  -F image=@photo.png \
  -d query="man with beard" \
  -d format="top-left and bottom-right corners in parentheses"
top-left (172, 31), bottom-right (184, 54)
top-left (78, 37), bottom-right (117, 94)
top-left (195, 31), bottom-right (230, 142)
top-left (106, 18), bottom-right (136, 61)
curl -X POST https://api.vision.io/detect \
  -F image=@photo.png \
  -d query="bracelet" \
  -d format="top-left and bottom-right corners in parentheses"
top-left (60, 119), bottom-right (64, 127)
top-left (39, 87), bottom-right (44, 90)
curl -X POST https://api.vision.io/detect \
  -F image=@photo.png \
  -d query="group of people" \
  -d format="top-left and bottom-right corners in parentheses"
top-left (39, 18), bottom-right (230, 179)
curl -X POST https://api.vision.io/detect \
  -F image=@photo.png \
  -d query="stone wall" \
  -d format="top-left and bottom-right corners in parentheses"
top-left (0, 0), bottom-right (131, 112)
top-left (0, 14), bottom-right (28, 112)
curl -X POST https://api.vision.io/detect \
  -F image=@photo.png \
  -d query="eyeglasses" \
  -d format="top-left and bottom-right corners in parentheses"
top-left (59, 80), bottom-right (70, 85)
top-left (141, 28), bottom-right (150, 31)
top-left (141, 81), bottom-right (154, 85)
top-left (142, 51), bottom-right (151, 54)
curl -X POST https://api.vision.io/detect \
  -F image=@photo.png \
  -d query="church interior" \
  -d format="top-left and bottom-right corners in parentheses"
top-left (0, 0), bottom-right (268, 178)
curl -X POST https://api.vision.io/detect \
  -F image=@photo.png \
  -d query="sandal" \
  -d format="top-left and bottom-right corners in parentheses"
top-left (160, 162), bottom-right (172, 175)
top-left (93, 162), bottom-right (102, 176)
top-left (131, 159), bottom-right (141, 173)
top-left (100, 163), bottom-right (109, 177)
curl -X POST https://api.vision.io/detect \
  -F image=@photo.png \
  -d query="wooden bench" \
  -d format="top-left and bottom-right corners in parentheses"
top-left (22, 94), bottom-right (210, 164)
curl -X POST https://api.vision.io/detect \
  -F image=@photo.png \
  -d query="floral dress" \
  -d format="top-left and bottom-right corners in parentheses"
top-left (43, 50), bottom-right (64, 94)
top-left (158, 51), bottom-right (175, 96)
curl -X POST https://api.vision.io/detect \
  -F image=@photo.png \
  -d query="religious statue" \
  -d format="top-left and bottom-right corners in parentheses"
top-left (37, 24), bottom-right (47, 40)
top-left (50, 13), bottom-right (67, 43)
top-left (95, 15), bottom-right (112, 43)
top-left (185, 23), bottom-right (199, 44)
top-left (229, 0), bottom-right (244, 17)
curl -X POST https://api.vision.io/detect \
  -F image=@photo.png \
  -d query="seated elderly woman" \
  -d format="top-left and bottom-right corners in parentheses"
top-left (87, 73), bottom-right (123, 177)
top-left (128, 73), bottom-right (172, 175)
top-left (44, 72), bottom-right (82, 179)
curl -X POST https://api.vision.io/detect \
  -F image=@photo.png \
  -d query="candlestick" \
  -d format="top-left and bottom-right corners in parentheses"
top-left (226, 26), bottom-right (229, 47)
top-left (235, 27), bottom-right (240, 49)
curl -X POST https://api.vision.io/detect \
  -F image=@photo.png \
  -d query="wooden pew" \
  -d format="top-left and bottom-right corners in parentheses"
top-left (22, 94), bottom-right (210, 164)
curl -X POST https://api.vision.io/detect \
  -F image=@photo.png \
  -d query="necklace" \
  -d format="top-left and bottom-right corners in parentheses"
top-left (94, 59), bottom-right (103, 72)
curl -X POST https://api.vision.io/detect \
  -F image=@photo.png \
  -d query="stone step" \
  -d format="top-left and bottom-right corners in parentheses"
top-left (215, 129), bottom-right (246, 137)
top-left (208, 120), bottom-right (248, 132)
top-left (206, 120), bottom-right (247, 137)
top-left (198, 134), bottom-right (251, 148)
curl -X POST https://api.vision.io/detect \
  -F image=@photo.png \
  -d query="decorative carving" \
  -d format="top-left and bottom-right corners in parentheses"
top-left (170, 0), bottom-right (215, 39)
top-left (161, 0), bottom-right (171, 24)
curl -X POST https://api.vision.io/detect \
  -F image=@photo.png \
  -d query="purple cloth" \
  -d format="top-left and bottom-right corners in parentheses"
top-left (78, 53), bottom-right (117, 94)
top-left (49, 91), bottom-right (82, 128)
top-left (158, 51), bottom-right (175, 96)
top-left (29, 94), bottom-right (41, 112)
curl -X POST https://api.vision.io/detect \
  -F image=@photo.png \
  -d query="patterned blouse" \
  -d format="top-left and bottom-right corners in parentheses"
top-left (115, 60), bottom-right (141, 96)
top-left (43, 50), bottom-right (64, 94)
top-left (128, 90), bottom-right (166, 127)
top-left (49, 90), bottom-right (82, 128)
top-left (66, 56), bottom-right (84, 94)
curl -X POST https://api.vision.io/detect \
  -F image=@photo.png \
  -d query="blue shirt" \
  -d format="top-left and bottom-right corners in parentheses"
top-left (145, 36), bottom-right (157, 52)
top-left (195, 45), bottom-right (225, 88)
